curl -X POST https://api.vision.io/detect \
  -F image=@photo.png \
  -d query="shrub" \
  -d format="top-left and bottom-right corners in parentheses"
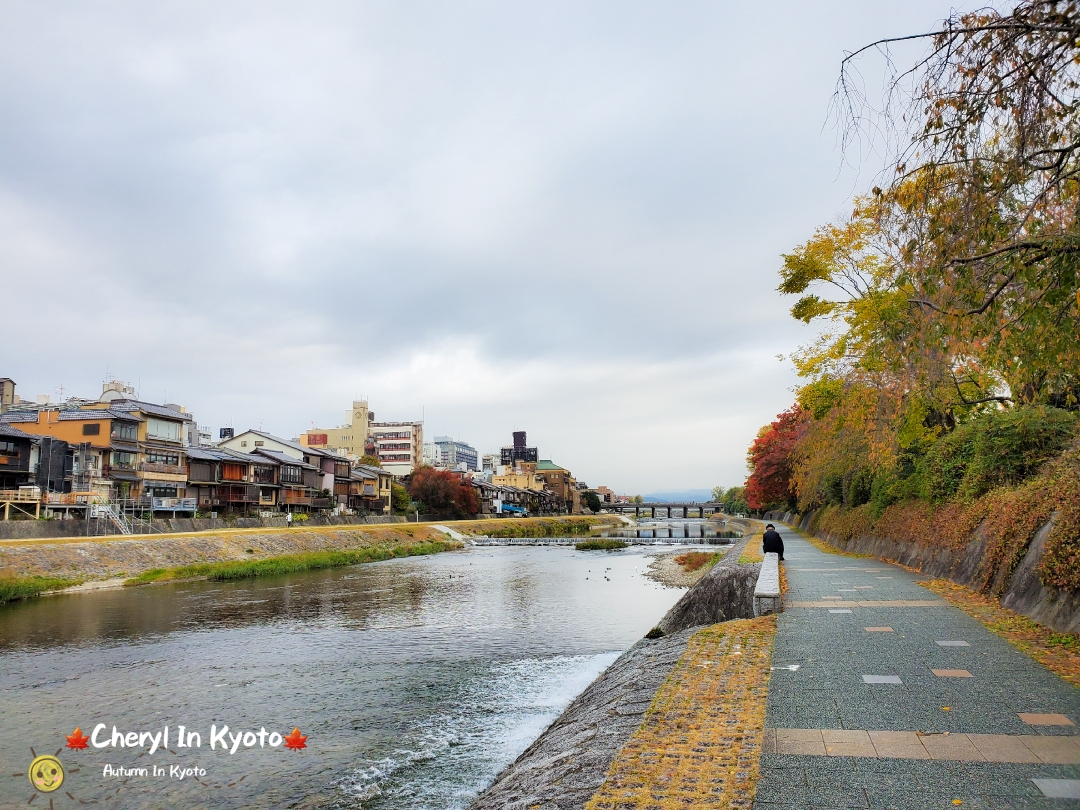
top-left (673, 551), bottom-right (722, 572)
top-left (917, 406), bottom-right (1077, 503)
top-left (575, 539), bottom-right (627, 551)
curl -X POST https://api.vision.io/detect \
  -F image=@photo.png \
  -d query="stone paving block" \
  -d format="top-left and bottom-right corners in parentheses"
top-left (931, 669), bottom-right (973, 678)
top-left (965, 734), bottom-right (1042, 763)
top-left (1032, 778), bottom-right (1080, 798)
top-left (805, 785), bottom-right (870, 807)
top-left (919, 733), bottom-right (986, 761)
top-left (776, 729), bottom-right (826, 756)
top-left (935, 640), bottom-right (970, 647)
top-left (1021, 736), bottom-right (1080, 764)
top-left (867, 730), bottom-right (930, 759)
top-left (862, 675), bottom-right (903, 685)
top-left (830, 609), bottom-right (854, 614)
top-left (1019, 713), bottom-right (1075, 726)
top-left (864, 627), bottom-right (893, 632)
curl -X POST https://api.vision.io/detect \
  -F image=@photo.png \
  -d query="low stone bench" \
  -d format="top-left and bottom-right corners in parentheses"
top-left (754, 552), bottom-right (782, 616)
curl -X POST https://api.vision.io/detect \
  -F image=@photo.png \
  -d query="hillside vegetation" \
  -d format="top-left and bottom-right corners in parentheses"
top-left (745, 1), bottom-right (1080, 592)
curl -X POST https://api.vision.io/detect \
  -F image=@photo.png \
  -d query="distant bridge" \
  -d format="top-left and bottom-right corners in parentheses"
top-left (602, 502), bottom-right (727, 519)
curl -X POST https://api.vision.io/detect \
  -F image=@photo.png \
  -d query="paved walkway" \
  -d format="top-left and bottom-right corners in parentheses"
top-left (755, 531), bottom-right (1080, 809)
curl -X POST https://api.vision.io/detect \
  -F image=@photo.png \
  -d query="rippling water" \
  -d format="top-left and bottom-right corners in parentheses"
top-left (0, 545), bottom-right (689, 809)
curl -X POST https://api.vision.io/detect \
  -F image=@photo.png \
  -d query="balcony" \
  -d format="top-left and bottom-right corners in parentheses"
top-left (218, 485), bottom-right (259, 503)
top-left (139, 462), bottom-right (186, 476)
top-left (281, 490), bottom-right (313, 506)
top-left (136, 497), bottom-right (198, 511)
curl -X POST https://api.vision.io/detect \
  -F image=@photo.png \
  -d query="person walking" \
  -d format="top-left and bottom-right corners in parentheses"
top-left (762, 523), bottom-right (785, 561)
top-left (286, 511), bottom-right (293, 527)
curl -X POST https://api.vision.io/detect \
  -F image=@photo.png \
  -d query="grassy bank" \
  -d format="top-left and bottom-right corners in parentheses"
top-left (125, 540), bottom-right (459, 585)
top-left (483, 517), bottom-right (612, 538)
top-left (575, 539), bottom-right (628, 551)
top-left (0, 574), bottom-right (84, 605)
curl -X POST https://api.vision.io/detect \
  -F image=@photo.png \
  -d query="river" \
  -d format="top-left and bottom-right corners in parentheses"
top-left (0, 543), bottom-right (695, 809)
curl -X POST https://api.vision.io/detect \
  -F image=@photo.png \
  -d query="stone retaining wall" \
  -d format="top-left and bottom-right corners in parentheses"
top-left (0, 513), bottom-right (407, 541)
top-left (0, 524), bottom-right (451, 581)
top-left (767, 509), bottom-right (1080, 634)
top-left (469, 533), bottom-right (762, 809)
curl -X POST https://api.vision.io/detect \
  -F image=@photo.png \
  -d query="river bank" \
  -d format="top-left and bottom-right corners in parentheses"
top-left (0, 515), bottom-right (623, 604)
top-left (0, 544), bottom-right (686, 809)
top-left (470, 526), bottom-right (767, 808)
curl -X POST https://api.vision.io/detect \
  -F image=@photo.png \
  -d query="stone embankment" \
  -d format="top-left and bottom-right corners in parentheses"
top-left (0, 523), bottom-right (457, 581)
top-left (768, 509), bottom-right (1080, 633)
top-left (0, 512), bottom-right (405, 541)
top-left (470, 528), bottom-right (763, 809)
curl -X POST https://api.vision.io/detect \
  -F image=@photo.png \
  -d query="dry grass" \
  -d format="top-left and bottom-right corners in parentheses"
top-left (738, 525), bottom-right (765, 564)
top-left (919, 578), bottom-right (1080, 687)
top-left (586, 616), bottom-right (777, 810)
top-left (673, 551), bottom-right (721, 572)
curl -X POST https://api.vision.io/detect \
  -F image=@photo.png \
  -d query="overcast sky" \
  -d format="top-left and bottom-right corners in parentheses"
top-left (0, 1), bottom-right (964, 493)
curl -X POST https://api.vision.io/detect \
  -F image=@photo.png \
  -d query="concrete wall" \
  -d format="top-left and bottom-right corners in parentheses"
top-left (0, 513), bottom-right (406, 541)
top-left (767, 509), bottom-right (1080, 634)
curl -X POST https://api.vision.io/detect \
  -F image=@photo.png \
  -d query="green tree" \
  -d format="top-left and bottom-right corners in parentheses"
top-left (359, 455), bottom-right (381, 467)
top-left (582, 491), bottom-right (602, 512)
top-left (390, 483), bottom-right (411, 515)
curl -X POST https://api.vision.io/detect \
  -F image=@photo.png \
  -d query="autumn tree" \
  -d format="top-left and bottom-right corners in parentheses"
top-left (836, 0), bottom-right (1080, 405)
top-left (745, 406), bottom-right (809, 510)
top-left (407, 466), bottom-right (480, 517)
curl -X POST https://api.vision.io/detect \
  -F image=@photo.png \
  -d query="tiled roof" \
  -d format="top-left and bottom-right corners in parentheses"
top-left (0, 424), bottom-right (35, 440)
top-left (109, 400), bottom-right (192, 421)
top-left (535, 460), bottom-right (565, 471)
top-left (252, 448), bottom-right (319, 470)
top-left (56, 409), bottom-right (142, 422)
top-left (0, 412), bottom-right (39, 423)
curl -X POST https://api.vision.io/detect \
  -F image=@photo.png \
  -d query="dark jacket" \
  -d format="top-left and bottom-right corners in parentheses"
top-left (762, 529), bottom-right (785, 559)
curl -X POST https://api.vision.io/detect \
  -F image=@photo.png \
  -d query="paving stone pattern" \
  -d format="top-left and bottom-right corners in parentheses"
top-left (755, 533), bottom-right (1080, 809)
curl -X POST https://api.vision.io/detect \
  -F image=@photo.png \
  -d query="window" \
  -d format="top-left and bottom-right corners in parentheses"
top-left (0, 441), bottom-right (18, 457)
top-left (255, 440), bottom-right (264, 447)
top-left (222, 463), bottom-right (246, 481)
top-left (146, 451), bottom-right (179, 466)
top-left (82, 423), bottom-right (101, 436)
top-left (253, 466), bottom-right (275, 484)
top-left (241, 441), bottom-right (248, 447)
top-left (279, 466), bottom-right (303, 484)
top-left (111, 421), bottom-right (138, 441)
top-left (147, 418), bottom-right (182, 442)
top-left (110, 451), bottom-right (136, 469)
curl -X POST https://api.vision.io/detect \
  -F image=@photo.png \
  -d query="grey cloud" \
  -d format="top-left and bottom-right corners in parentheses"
top-left (0, 0), bottom-right (958, 490)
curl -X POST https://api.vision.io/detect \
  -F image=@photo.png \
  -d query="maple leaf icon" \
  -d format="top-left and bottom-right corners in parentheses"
top-left (66, 727), bottom-right (89, 750)
top-left (283, 728), bottom-right (307, 751)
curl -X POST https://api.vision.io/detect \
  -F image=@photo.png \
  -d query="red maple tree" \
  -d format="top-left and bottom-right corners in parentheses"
top-left (283, 728), bottom-right (307, 751)
top-left (407, 467), bottom-right (479, 517)
top-left (745, 405), bottom-right (808, 511)
top-left (66, 727), bottom-right (89, 750)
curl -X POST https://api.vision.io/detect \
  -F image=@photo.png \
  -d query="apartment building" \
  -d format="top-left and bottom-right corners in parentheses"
top-left (432, 436), bottom-right (478, 472)
top-left (368, 420), bottom-right (423, 476)
top-left (299, 400), bottom-right (372, 458)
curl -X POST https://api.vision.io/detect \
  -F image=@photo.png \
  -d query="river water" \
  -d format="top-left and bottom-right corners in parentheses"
top-left (0, 544), bottom-right (693, 809)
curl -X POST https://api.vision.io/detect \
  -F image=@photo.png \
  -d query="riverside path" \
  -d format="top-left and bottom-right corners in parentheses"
top-left (755, 530), bottom-right (1080, 809)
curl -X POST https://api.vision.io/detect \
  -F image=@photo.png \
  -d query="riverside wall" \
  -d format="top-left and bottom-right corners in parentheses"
top-left (0, 513), bottom-right (407, 541)
top-left (768, 509), bottom-right (1080, 634)
top-left (470, 532), bottom-right (761, 810)
top-left (0, 523), bottom-right (458, 581)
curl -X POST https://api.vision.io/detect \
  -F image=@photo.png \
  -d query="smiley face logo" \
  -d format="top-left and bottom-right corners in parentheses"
top-left (28, 754), bottom-right (64, 793)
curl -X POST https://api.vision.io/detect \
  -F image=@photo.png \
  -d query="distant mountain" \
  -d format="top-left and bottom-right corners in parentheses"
top-left (642, 489), bottom-right (714, 503)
